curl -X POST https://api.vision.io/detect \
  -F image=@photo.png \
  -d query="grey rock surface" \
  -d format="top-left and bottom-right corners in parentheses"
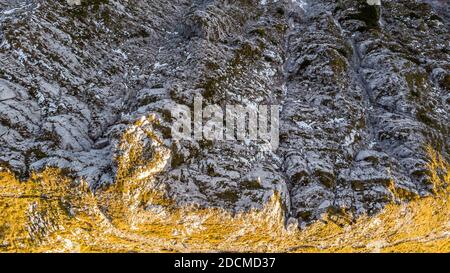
top-left (0, 0), bottom-right (449, 225)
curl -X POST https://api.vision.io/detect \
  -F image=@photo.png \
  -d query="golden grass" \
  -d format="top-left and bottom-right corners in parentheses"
top-left (0, 139), bottom-right (449, 252)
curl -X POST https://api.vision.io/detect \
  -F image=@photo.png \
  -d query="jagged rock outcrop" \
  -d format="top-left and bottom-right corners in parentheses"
top-left (0, 0), bottom-right (449, 228)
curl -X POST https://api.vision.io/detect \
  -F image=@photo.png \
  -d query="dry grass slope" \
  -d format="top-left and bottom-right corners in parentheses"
top-left (0, 144), bottom-right (448, 253)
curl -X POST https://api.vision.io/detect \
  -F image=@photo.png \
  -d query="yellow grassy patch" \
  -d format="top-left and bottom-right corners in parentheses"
top-left (0, 142), bottom-right (448, 253)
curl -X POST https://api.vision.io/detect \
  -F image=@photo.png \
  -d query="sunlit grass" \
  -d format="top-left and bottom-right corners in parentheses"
top-left (0, 143), bottom-right (448, 253)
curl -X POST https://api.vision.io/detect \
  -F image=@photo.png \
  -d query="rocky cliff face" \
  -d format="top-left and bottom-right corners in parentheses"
top-left (0, 0), bottom-right (449, 245)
